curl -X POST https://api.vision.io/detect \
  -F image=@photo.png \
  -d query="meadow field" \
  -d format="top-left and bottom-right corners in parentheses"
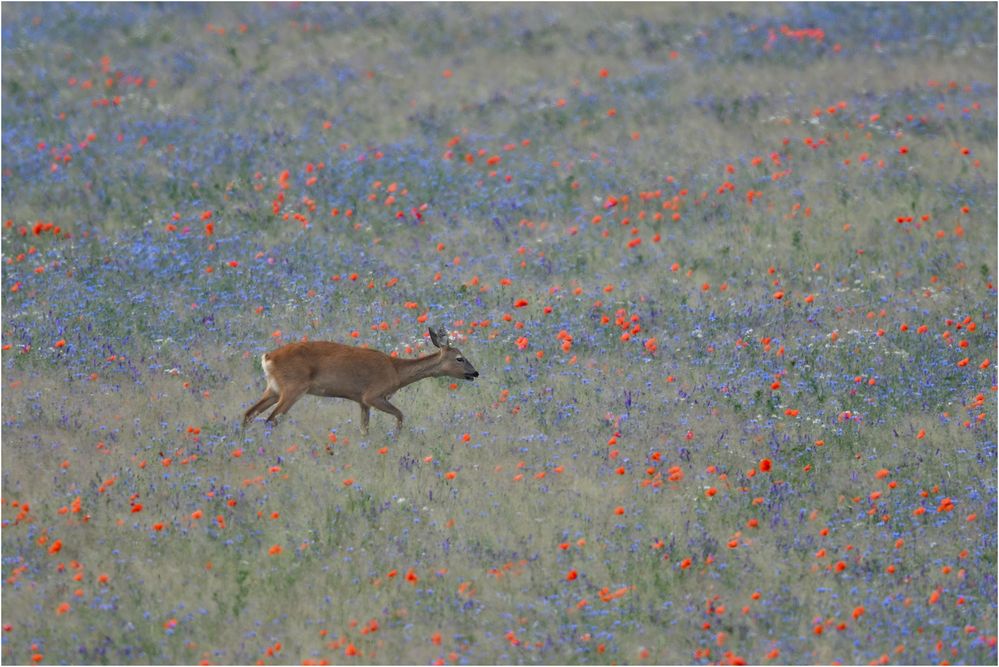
top-left (1, 3), bottom-right (997, 664)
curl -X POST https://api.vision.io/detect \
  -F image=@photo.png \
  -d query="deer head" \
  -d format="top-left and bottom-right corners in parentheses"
top-left (429, 326), bottom-right (479, 381)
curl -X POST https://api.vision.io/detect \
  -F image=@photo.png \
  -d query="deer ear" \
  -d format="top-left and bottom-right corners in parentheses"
top-left (434, 325), bottom-right (451, 348)
top-left (429, 327), bottom-right (443, 348)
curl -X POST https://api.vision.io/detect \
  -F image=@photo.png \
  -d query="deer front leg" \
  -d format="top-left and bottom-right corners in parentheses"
top-left (359, 403), bottom-right (371, 436)
top-left (364, 395), bottom-right (404, 435)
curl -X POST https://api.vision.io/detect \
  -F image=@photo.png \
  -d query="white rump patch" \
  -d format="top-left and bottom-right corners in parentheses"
top-left (262, 354), bottom-right (280, 393)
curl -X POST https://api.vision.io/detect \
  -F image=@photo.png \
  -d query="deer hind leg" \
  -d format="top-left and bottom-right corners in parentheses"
top-left (364, 395), bottom-right (404, 434)
top-left (243, 389), bottom-right (279, 426)
top-left (264, 385), bottom-right (308, 425)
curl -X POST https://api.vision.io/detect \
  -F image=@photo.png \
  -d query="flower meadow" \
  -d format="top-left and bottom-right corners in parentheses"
top-left (1, 3), bottom-right (997, 665)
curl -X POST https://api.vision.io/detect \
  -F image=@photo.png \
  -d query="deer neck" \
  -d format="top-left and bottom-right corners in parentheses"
top-left (393, 352), bottom-right (444, 389)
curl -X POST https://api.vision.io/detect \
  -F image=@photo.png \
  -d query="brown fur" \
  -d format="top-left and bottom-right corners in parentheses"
top-left (242, 328), bottom-right (478, 434)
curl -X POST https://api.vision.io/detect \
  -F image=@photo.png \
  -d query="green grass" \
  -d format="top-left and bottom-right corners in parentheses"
top-left (2, 3), bottom-right (996, 665)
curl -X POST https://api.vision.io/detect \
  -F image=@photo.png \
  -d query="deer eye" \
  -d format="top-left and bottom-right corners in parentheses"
top-left (456, 356), bottom-right (464, 363)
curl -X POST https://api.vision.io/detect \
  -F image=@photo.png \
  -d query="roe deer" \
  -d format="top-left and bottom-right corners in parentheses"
top-left (242, 326), bottom-right (478, 434)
